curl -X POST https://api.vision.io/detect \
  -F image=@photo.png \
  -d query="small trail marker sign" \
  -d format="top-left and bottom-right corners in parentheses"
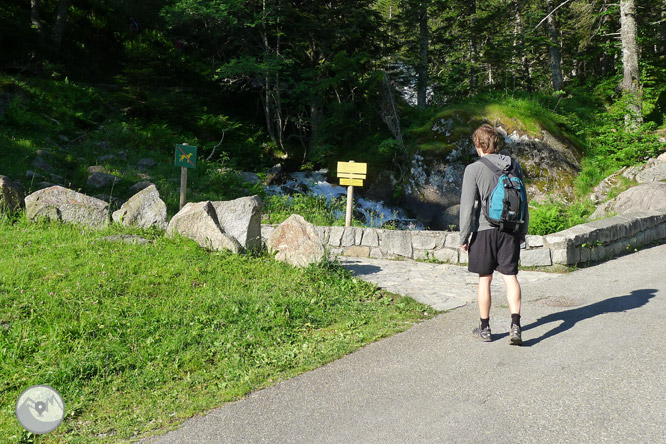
top-left (175, 144), bottom-right (197, 168)
top-left (336, 161), bottom-right (367, 227)
top-left (175, 143), bottom-right (197, 210)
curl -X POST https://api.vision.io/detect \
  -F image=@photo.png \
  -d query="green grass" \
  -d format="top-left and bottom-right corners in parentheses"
top-left (0, 216), bottom-right (432, 443)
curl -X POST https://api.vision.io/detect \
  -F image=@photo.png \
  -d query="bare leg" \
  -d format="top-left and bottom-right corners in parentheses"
top-left (478, 274), bottom-right (493, 319)
top-left (502, 274), bottom-right (521, 315)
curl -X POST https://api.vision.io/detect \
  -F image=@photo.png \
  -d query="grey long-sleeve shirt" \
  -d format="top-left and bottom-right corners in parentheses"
top-left (458, 153), bottom-right (529, 246)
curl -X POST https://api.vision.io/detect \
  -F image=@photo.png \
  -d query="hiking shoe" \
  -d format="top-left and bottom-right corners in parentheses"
top-left (472, 325), bottom-right (492, 342)
top-left (509, 324), bottom-right (522, 346)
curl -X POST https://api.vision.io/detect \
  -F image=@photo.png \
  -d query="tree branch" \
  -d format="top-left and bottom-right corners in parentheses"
top-left (534, 0), bottom-right (577, 30)
top-left (206, 132), bottom-right (225, 162)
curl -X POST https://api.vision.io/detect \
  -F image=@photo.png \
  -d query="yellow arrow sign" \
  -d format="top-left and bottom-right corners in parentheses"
top-left (337, 161), bottom-right (367, 176)
top-left (340, 178), bottom-right (364, 186)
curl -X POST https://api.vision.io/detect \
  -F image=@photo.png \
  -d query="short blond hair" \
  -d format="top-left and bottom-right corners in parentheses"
top-left (472, 124), bottom-right (499, 154)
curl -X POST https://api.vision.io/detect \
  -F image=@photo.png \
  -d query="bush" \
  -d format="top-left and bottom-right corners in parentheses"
top-left (528, 199), bottom-right (594, 236)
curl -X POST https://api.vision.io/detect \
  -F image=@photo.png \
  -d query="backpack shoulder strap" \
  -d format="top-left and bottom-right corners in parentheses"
top-left (478, 156), bottom-right (504, 175)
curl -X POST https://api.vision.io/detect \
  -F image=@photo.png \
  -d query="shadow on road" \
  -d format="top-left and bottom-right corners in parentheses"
top-left (520, 288), bottom-right (658, 346)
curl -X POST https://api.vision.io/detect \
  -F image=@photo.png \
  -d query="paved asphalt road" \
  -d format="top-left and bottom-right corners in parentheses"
top-left (144, 244), bottom-right (666, 444)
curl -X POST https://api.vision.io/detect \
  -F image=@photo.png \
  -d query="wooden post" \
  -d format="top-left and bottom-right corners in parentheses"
top-left (179, 166), bottom-right (187, 210)
top-left (345, 160), bottom-right (355, 227)
top-left (345, 183), bottom-right (354, 227)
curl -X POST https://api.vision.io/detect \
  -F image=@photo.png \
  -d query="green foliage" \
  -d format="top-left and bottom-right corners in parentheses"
top-left (528, 199), bottom-right (594, 236)
top-left (263, 194), bottom-right (348, 226)
top-left (0, 216), bottom-right (430, 441)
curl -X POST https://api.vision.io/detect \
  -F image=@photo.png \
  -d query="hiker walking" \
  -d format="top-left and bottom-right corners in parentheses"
top-left (459, 124), bottom-right (529, 345)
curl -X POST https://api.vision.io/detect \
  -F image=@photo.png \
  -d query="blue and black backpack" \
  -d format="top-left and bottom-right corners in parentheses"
top-left (478, 157), bottom-right (527, 233)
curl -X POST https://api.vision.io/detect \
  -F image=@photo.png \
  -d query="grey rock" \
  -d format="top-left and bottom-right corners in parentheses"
top-left (360, 229), bottom-right (379, 247)
top-left (35, 149), bottom-right (52, 158)
top-left (267, 214), bottom-right (325, 267)
top-left (167, 201), bottom-right (242, 253)
top-left (26, 170), bottom-right (42, 180)
top-left (211, 196), bottom-right (263, 251)
top-left (97, 154), bottom-right (117, 162)
top-left (24, 186), bottom-right (109, 229)
top-left (96, 141), bottom-right (111, 151)
top-left (102, 234), bottom-right (152, 245)
top-left (433, 247), bottom-right (459, 263)
top-left (137, 158), bottom-right (158, 170)
top-left (0, 175), bottom-right (25, 214)
top-left (87, 165), bottom-right (106, 173)
top-left (240, 172), bottom-right (261, 185)
top-left (128, 181), bottom-right (154, 195)
top-left (635, 162), bottom-right (666, 183)
top-left (87, 172), bottom-right (119, 188)
top-left (32, 156), bottom-right (52, 171)
top-left (520, 248), bottom-right (552, 267)
top-left (382, 230), bottom-right (413, 258)
top-left (590, 182), bottom-right (666, 220)
top-left (112, 184), bottom-right (167, 229)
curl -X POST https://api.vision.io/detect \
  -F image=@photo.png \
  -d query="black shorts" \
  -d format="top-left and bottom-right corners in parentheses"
top-left (468, 229), bottom-right (520, 276)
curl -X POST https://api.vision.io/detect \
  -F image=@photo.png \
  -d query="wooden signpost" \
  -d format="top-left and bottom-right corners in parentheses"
top-left (337, 161), bottom-right (367, 227)
top-left (175, 143), bottom-right (197, 210)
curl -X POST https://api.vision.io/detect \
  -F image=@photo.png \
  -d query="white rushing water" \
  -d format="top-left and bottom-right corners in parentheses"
top-left (265, 169), bottom-right (423, 229)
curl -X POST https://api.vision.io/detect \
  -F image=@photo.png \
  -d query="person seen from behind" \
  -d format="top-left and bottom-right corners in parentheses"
top-left (459, 124), bottom-right (529, 345)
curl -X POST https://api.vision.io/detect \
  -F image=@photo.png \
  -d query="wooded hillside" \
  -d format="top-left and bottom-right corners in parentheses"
top-left (2, 0), bottom-right (665, 176)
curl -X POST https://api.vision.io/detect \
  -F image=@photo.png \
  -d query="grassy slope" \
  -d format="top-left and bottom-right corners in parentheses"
top-left (0, 217), bottom-right (432, 443)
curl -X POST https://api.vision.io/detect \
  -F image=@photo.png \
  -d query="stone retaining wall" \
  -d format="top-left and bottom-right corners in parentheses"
top-left (261, 207), bottom-right (666, 267)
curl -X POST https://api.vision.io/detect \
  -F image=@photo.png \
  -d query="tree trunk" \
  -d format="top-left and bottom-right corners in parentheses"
top-left (657, 0), bottom-right (666, 55)
top-left (511, 3), bottom-right (524, 90)
top-left (546, 0), bottom-right (563, 92)
top-left (30, 0), bottom-right (44, 37)
top-left (620, 0), bottom-right (642, 128)
top-left (49, 0), bottom-right (71, 54)
top-left (416, 1), bottom-right (429, 109)
top-left (469, 1), bottom-right (477, 92)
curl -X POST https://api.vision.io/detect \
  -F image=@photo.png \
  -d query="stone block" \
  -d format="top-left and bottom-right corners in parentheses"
top-left (459, 249), bottom-right (469, 264)
top-left (579, 247), bottom-right (590, 263)
top-left (413, 250), bottom-right (429, 261)
top-left (434, 248), bottom-right (458, 264)
top-left (329, 226), bottom-right (344, 247)
top-left (525, 235), bottom-right (544, 248)
top-left (369, 247), bottom-right (384, 259)
top-left (354, 228), bottom-right (363, 244)
top-left (343, 246), bottom-right (370, 257)
top-left (590, 245), bottom-right (606, 262)
top-left (315, 226), bottom-right (330, 244)
top-left (381, 230), bottom-right (413, 258)
top-left (411, 232), bottom-right (440, 250)
top-left (551, 247), bottom-right (580, 265)
top-left (544, 233), bottom-right (573, 249)
top-left (444, 232), bottom-right (461, 249)
top-left (520, 248), bottom-right (552, 267)
top-left (361, 228), bottom-right (379, 247)
top-left (341, 227), bottom-right (356, 247)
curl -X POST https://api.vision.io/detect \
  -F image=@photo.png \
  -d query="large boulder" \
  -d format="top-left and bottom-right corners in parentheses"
top-left (112, 184), bottom-right (167, 229)
top-left (590, 182), bottom-right (666, 220)
top-left (211, 195), bottom-right (262, 251)
top-left (24, 186), bottom-right (109, 229)
top-left (0, 175), bottom-right (25, 215)
top-left (267, 214), bottom-right (325, 267)
top-left (166, 201), bottom-right (242, 253)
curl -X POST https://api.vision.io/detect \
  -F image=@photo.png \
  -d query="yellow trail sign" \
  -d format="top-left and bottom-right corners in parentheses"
top-left (337, 161), bottom-right (367, 176)
top-left (339, 178), bottom-right (364, 186)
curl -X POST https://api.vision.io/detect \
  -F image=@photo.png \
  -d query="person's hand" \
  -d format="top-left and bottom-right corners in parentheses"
top-left (460, 243), bottom-right (468, 252)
